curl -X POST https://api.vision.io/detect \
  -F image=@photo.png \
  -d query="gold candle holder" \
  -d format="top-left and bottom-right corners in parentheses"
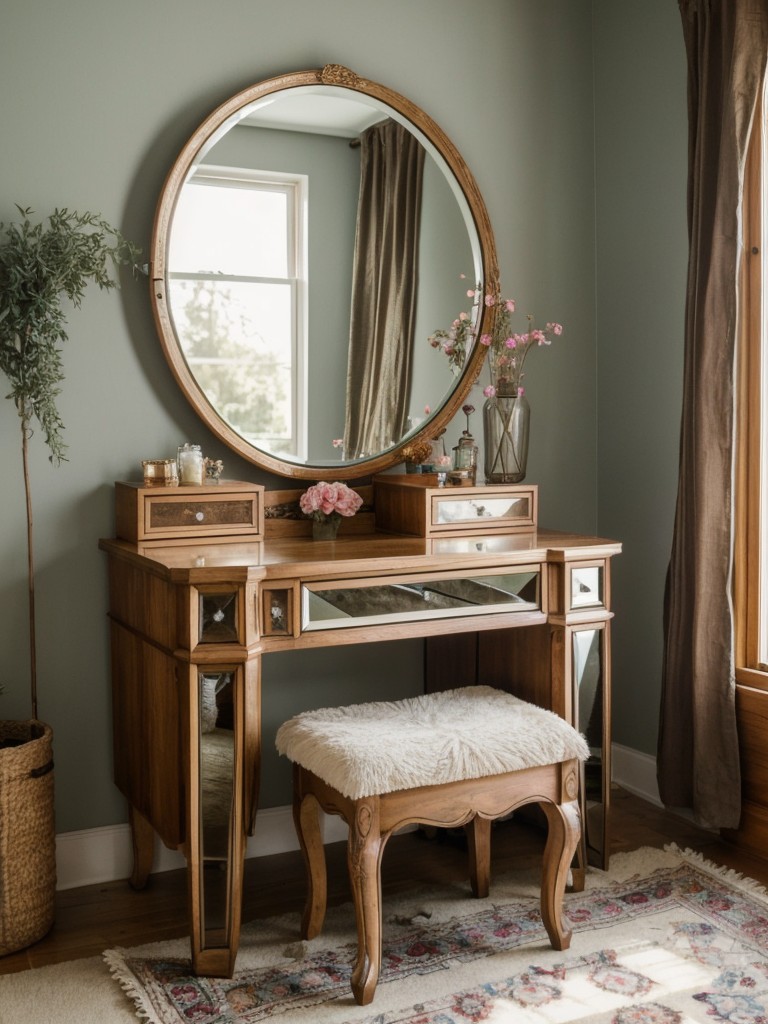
top-left (142, 458), bottom-right (179, 487)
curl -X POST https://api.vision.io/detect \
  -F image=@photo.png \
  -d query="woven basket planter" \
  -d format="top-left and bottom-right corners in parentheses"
top-left (0, 720), bottom-right (56, 956)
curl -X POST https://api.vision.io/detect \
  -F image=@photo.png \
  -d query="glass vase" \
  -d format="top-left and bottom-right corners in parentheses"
top-left (483, 385), bottom-right (530, 483)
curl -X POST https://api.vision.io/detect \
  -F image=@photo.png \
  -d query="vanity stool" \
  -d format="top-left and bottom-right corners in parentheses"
top-left (276, 685), bottom-right (588, 1005)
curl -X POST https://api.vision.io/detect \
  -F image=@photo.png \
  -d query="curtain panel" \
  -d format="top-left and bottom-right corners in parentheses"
top-left (343, 120), bottom-right (424, 460)
top-left (658, 0), bottom-right (768, 828)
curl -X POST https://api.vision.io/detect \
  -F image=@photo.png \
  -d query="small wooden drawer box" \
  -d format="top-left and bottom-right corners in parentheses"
top-left (373, 476), bottom-right (537, 537)
top-left (115, 480), bottom-right (264, 543)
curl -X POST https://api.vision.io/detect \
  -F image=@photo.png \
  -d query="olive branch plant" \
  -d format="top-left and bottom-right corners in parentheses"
top-left (0, 206), bottom-right (140, 722)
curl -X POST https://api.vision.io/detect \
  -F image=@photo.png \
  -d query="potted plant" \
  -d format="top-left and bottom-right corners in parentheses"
top-left (0, 206), bottom-right (139, 955)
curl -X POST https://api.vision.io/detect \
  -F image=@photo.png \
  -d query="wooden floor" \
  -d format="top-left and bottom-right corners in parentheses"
top-left (2, 785), bottom-right (768, 975)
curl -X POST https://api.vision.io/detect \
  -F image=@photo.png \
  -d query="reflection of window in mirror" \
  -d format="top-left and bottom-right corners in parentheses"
top-left (168, 167), bottom-right (308, 458)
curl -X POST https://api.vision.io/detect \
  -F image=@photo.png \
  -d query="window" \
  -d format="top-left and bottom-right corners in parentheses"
top-left (736, 90), bottom-right (768, 688)
top-left (167, 167), bottom-right (308, 458)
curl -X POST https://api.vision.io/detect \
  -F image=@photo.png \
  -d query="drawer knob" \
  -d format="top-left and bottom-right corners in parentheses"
top-left (195, 511), bottom-right (205, 522)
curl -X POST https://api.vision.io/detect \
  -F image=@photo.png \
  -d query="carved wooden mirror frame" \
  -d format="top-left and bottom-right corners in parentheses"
top-left (150, 64), bottom-right (498, 480)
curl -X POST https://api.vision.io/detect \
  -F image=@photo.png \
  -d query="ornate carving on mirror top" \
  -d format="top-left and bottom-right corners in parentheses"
top-left (319, 64), bottom-right (362, 88)
top-left (151, 65), bottom-right (498, 480)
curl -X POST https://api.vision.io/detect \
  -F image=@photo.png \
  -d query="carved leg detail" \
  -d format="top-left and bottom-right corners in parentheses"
top-left (294, 782), bottom-right (327, 940)
top-left (466, 815), bottom-right (492, 898)
top-left (573, 798), bottom-right (589, 897)
top-left (540, 799), bottom-right (581, 950)
top-left (348, 799), bottom-right (384, 1006)
top-left (128, 805), bottom-right (155, 890)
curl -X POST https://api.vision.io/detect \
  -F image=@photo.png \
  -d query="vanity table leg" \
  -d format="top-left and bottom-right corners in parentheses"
top-left (128, 805), bottom-right (155, 890)
top-left (186, 658), bottom-right (261, 978)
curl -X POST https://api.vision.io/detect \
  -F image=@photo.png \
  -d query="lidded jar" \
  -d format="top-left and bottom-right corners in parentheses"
top-left (177, 443), bottom-right (204, 485)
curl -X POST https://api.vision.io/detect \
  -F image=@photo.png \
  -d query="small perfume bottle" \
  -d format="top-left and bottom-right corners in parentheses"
top-left (447, 404), bottom-right (478, 485)
top-left (177, 443), bottom-right (204, 485)
top-left (451, 432), bottom-right (478, 485)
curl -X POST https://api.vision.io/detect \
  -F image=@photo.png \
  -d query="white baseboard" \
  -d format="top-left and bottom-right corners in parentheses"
top-left (55, 805), bottom-right (349, 891)
top-left (55, 743), bottom-right (661, 891)
top-left (611, 742), bottom-right (661, 807)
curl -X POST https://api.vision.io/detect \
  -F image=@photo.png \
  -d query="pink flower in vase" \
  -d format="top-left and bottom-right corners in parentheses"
top-left (429, 274), bottom-right (563, 395)
top-left (300, 481), bottom-right (363, 521)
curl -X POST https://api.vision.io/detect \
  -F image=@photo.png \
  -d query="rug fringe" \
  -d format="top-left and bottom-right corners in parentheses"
top-left (664, 841), bottom-right (768, 903)
top-left (103, 948), bottom-right (167, 1024)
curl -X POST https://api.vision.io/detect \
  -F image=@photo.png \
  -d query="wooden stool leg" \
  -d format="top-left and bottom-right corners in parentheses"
top-left (539, 799), bottom-right (581, 950)
top-left (466, 815), bottom-right (492, 897)
top-left (348, 799), bottom-right (384, 1006)
top-left (294, 777), bottom-right (327, 940)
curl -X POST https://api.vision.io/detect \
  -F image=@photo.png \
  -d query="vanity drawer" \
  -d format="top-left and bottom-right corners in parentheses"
top-left (302, 566), bottom-right (540, 632)
top-left (374, 476), bottom-right (537, 537)
top-left (115, 480), bottom-right (264, 542)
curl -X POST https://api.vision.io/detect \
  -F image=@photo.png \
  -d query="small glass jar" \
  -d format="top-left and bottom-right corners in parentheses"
top-left (177, 443), bottom-right (204, 486)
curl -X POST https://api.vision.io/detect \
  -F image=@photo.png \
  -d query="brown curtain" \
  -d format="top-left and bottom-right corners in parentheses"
top-left (658, 0), bottom-right (768, 828)
top-left (343, 120), bottom-right (424, 459)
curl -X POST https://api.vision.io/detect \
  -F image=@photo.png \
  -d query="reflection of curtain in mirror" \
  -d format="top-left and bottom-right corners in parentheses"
top-left (344, 120), bottom-right (425, 459)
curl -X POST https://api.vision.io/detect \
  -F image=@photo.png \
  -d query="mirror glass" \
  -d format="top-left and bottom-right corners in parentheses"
top-left (199, 671), bottom-right (235, 948)
top-left (572, 629), bottom-right (609, 869)
top-left (152, 67), bottom-right (497, 479)
top-left (303, 570), bottom-right (540, 631)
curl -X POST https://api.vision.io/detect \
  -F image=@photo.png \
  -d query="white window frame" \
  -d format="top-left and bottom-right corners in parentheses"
top-left (170, 164), bottom-right (309, 459)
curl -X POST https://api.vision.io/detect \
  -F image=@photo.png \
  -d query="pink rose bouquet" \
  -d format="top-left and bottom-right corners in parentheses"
top-left (299, 481), bottom-right (363, 524)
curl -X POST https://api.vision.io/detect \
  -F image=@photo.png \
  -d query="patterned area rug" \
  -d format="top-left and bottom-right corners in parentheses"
top-left (1, 845), bottom-right (764, 1024)
top-left (96, 845), bottom-right (768, 1024)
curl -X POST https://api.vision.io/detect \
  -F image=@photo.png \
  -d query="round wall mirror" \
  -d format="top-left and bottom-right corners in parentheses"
top-left (151, 65), bottom-right (498, 480)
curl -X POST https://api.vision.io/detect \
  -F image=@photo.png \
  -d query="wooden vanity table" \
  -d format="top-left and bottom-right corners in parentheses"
top-left (126, 60), bottom-right (621, 979)
top-left (100, 480), bottom-right (620, 977)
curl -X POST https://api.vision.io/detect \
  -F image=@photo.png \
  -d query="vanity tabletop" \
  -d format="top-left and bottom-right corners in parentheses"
top-left (99, 528), bottom-right (622, 584)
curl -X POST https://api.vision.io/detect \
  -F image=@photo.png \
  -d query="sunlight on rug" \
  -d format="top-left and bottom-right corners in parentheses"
top-left (2, 844), bottom-right (768, 1024)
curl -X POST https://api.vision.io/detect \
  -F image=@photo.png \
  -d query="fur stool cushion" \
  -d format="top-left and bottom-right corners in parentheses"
top-left (275, 685), bottom-right (589, 800)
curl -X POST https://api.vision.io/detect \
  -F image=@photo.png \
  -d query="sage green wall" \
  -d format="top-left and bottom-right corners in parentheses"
top-left (593, 1), bottom-right (688, 760)
top-left (0, 0), bottom-right (622, 834)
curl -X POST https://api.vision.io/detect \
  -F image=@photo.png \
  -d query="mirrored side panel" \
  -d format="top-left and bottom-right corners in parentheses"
top-left (572, 629), bottom-right (609, 868)
top-left (198, 671), bottom-right (235, 947)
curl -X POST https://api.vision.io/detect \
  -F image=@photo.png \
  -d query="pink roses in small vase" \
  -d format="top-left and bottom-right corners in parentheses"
top-left (300, 481), bottom-right (363, 540)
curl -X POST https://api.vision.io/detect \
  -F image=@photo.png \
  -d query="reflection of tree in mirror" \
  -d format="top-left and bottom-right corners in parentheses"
top-left (173, 280), bottom-right (290, 451)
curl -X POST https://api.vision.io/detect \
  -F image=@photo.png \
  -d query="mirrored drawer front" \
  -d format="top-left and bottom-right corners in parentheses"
top-left (115, 481), bottom-right (264, 542)
top-left (373, 476), bottom-right (537, 537)
top-left (432, 493), bottom-right (534, 529)
top-left (302, 568), bottom-right (539, 632)
top-left (570, 565), bottom-right (604, 610)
